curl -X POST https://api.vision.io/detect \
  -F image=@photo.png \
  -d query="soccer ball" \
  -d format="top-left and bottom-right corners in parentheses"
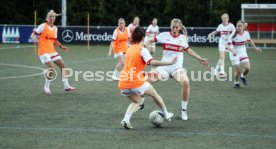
top-left (149, 110), bottom-right (164, 127)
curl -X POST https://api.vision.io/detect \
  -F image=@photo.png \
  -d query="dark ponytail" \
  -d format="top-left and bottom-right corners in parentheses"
top-left (131, 27), bottom-right (145, 43)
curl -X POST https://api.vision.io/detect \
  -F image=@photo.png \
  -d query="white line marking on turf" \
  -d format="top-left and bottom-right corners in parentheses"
top-left (0, 57), bottom-right (113, 80)
top-left (0, 126), bottom-right (275, 139)
top-left (0, 45), bottom-right (34, 50)
top-left (0, 63), bottom-right (45, 80)
top-left (0, 49), bottom-right (161, 79)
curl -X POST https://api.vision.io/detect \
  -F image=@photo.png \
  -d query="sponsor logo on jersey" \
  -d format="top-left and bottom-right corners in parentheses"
top-left (163, 44), bottom-right (184, 52)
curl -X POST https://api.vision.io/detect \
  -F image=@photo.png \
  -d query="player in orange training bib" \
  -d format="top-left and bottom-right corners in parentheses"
top-left (119, 27), bottom-right (176, 129)
top-left (32, 10), bottom-right (76, 95)
top-left (108, 18), bottom-right (130, 80)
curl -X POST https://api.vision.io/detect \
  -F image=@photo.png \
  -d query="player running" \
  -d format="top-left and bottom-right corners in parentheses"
top-left (31, 10), bottom-right (76, 95)
top-left (228, 20), bottom-right (262, 88)
top-left (208, 13), bottom-right (236, 76)
top-left (108, 18), bottom-right (130, 80)
top-left (145, 18), bottom-right (208, 120)
top-left (119, 27), bottom-right (175, 129)
top-left (144, 18), bottom-right (159, 53)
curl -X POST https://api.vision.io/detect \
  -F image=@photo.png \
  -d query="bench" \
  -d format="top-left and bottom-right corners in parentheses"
top-left (250, 39), bottom-right (276, 48)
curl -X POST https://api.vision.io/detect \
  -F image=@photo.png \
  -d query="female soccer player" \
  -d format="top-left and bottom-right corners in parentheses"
top-left (144, 18), bottom-right (159, 53)
top-left (119, 27), bottom-right (175, 129)
top-left (128, 16), bottom-right (140, 35)
top-left (228, 20), bottom-right (262, 88)
top-left (145, 18), bottom-right (208, 120)
top-left (31, 10), bottom-right (76, 95)
top-left (208, 13), bottom-right (236, 76)
top-left (108, 18), bottom-right (130, 80)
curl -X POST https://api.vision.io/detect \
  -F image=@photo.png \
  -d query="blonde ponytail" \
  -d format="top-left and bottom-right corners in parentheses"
top-left (46, 10), bottom-right (61, 20)
top-left (171, 18), bottom-right (188, 35)
top-left (181, 24), bottom-right (188, 36)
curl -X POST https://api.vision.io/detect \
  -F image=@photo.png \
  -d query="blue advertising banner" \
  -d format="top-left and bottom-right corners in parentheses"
top-left (58, 26), bottom-right (114, 44)
top-left (0, 25), bottom-right (219, 46)
top-left (0, 25), bottom-right (34, 43)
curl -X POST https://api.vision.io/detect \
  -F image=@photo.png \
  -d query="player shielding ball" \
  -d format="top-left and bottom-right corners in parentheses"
top-left (108, 18), bottom-right (130, 80)
top-left (145, 18), bottom-right (208, 120)
top-left (144, 18), bottom-right (159, 53)
top-left (208, 13), bottom-right (236, 76)
top-left (119, 27), bottom-right (175, 129)
top-left (31, 10), bottom-right (76, 95)
top-left (228, 20), bottom-right (262, 88)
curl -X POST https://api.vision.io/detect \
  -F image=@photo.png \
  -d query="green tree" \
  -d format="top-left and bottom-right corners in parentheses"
top-left (0, 0), bottom-right (275, 26)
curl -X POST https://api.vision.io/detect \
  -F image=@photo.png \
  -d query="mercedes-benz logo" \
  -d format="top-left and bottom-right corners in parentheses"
top-left (62, 29), bottom-right (74, 42)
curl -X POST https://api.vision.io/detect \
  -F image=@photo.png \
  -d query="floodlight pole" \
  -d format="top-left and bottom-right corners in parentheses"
top-left (209, 0), bottom-right (213, 12)
top-left (241, 7), bottom-right (244, 21)
top-left (62, 0), bottom-right (67, 27)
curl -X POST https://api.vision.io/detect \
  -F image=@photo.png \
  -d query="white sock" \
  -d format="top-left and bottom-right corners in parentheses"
top-left (123, 112), bottom-right (132, 122)
top-left (161, 107), bottom-right (169, 116)
top-left (215, 64), bottom-right (219, 71)
top-left (241, 73), bottom-right (246, 78)
top-left (181, 101), bottom-right (188, 110)
top-left (62, 79), bottom-right (70, 89)
top-left (113, 69), bottom-right (119, 76)
top-left (220, 66), bottom-right (225, 72)
top-left (234, 81), bottom-right (239, 84)
top-left (44, 79), bottom-right (51, 89)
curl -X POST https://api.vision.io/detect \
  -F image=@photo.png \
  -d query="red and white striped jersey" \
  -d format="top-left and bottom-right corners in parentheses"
top-left (154, 32), bottom-right (189, 68)
top-left (146, 25), bottom-right (159, 37)
top-left (232, 31), bottom-right (251, 52)
top-left (216, 23), bottom-right (235, 41)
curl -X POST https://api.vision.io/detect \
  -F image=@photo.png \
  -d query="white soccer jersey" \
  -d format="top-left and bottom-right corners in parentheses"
top-left (229, 31), bottom-right (251, 65)
top-left (128, 23), bottom-right (138, 35)
top-left (144, 25), bottom-right (159, 47)
top-left (154, 32), bottom-right (189, 68)
top-left (216, 23), bottom-right (235, 41)
top-left (232, 31), bottom-right (251, 54)
top-left (141, 47), bottom-right (153, 64)
top-left (146, 25), bottom-right (159, 37)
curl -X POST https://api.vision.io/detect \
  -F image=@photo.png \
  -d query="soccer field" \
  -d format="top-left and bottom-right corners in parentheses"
top-left (0, 44), bottom-right (275, 149)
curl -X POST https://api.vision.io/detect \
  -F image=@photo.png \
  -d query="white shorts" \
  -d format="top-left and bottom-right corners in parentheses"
top-left (39, 52), bottom-right (61, 64)
top-left (114, 52), bottom-right (124, 58)
top-left (218, 39), bottom-right (228, 52)
top-left (229, 52), bottom-right (249, 65)
top-left (155, 66), bottom-right (183, 80)
top-left (120, 82), bottom-right (151, 96)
